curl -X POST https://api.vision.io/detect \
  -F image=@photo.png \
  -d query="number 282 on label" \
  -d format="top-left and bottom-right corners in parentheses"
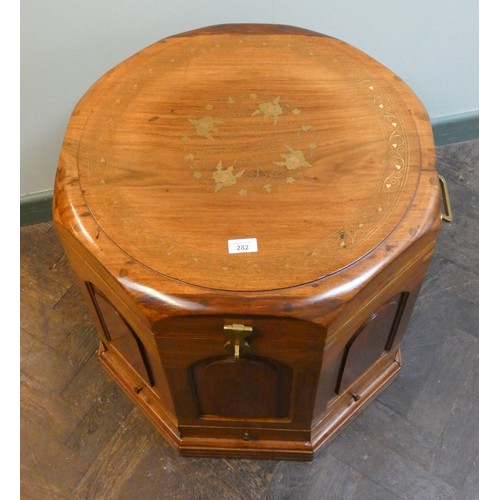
top-left (228, 238), bottom-right (258, 254)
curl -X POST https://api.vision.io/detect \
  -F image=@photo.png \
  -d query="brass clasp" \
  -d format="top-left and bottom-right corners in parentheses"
top-left (223, 323), bottom-right (253, 360)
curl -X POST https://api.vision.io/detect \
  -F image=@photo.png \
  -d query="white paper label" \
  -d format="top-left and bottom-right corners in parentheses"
top-left (228, 238), bottom-right (258, 254)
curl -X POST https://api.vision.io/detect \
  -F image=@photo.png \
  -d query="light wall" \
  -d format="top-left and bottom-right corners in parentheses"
top-left (21, 0), bottom-right (478, 196)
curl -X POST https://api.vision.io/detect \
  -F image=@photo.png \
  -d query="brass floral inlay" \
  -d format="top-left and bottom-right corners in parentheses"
top-left (79, 35), bottom-right (413, 286)
top-left (212, 162), bottom-right (244, 192)
top-left (252, 97), bottom-right (283, 124)
top-left (274, 146), bottom-right (311, 170)
top-left (189, 116), bottom-right (223, 139)
top-left (333, 79), bottom-right (409, 251)
top-left (181, 93), bottom-right (317, 194)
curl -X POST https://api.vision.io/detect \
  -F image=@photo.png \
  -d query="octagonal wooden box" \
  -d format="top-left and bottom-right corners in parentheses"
top-left (53, 25), bottom-right (446, 460)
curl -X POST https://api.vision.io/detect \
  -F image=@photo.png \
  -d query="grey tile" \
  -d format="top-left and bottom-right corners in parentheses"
top-left (434, 214), bottom-right (478, 275)
top-left (457, 455), bottom-right (479, 500)
top-left (436, 140), bottom-right (479, 193)
top-left (429, 362), bottom-right (479, 491)
top-left (351, 475), bottom-right (404, 500)
top-left (348, 400), bottom-right (438, 469)
top-left (264, 456), bottom-right (360, 500)
top-left (326, 426), bottom-right (458, 499)
top-left (421, 256), bottom-right (478, 306)
top-left (434, 141), bottom-right (478, 274)
top-left (407, 329), bottom-right (478, 436)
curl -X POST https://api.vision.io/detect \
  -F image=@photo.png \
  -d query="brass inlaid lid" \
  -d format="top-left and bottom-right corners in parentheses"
top-left (59, 25), bottom-right (436, 291)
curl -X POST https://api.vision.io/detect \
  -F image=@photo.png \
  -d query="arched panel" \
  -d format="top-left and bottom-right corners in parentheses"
top-left (336, 293), bottom-right (408, 394)
top-left (87, 283), bottom-right (155, 387)
top-left (192, 356), bottom-right (292, 419)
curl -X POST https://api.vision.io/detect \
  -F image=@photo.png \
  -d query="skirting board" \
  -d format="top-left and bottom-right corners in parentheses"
top-left (431, 111), bottom-right (479, 147)
top-left (20, 191), bottom-right (53, 227)
top-left (20, 111), bottom-right (478, 226)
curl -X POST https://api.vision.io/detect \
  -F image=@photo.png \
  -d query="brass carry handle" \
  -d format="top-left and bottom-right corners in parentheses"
top-left (224, 323), bottom-right (253, 360)
top-left (438, 175), bottom-right (453, 223)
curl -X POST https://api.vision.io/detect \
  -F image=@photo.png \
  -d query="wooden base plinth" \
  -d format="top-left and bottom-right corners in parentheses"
top-left (99, 341), bottom-right (401, 461)
top-left (98, 344), bottom-right (181, 451)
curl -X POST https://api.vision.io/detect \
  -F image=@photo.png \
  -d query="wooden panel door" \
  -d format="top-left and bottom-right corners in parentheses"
top-left (155, 316), bottom-right (324, 430)
top-left (88, 284), bottom-right (155, 387)
top-left (192, 356), bottom-right (293, 419)
top-left (336, 293), bottom-right (407, 394)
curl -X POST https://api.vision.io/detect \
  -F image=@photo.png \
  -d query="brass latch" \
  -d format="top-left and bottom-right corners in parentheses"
top-left (223, 323), bottom-right (253, 360)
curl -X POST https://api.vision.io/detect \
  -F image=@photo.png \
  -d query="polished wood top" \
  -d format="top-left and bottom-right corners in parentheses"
top-left (55, 24), bottom-right (438, 292)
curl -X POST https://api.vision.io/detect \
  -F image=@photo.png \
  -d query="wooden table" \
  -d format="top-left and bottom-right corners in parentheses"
top-left (54, 24), bottom-right (446, 460)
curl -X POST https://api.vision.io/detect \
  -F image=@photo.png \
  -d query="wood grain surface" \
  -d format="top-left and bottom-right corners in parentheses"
top-left (54, 24), bottom-right (438, 292)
